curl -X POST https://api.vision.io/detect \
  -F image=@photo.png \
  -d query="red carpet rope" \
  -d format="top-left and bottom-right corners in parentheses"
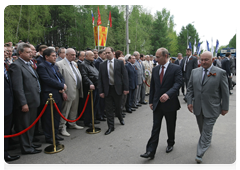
top-left (54, 93), bottom-right (90, 123)
top-left (4, 102), bottom-right (49, 138)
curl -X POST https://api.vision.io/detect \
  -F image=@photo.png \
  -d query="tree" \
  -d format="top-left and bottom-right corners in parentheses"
top-left (228, 34), bottom-right (236, 48)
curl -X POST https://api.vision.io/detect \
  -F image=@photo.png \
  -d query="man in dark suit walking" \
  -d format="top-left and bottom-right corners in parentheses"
top-left (140, 47), bottom-right (182, 159)
top-left (37, 48), bottom-right (67, 144)
top-left (180, 48), bottom-right (198, 101)
top-left (4, 62), bottom-right (20, 161)
top-left (174, 53), bottom-right (185, 96)
top-left (98, 47), bottom-right (129, 135)
top-left (125, 55), bottom-right (138, 113)
top-left (221, 52), bottom-right (233, 94)
top-left (9, 43), bottom-right (42, 154)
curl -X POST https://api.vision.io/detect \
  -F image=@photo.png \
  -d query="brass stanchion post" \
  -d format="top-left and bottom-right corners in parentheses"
top-left (86, 90), bottom-right (101, 134)
top-left (44, 93), bottom-right (64, 154)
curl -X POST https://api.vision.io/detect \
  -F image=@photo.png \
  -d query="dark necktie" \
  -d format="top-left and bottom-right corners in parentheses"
top-left (4, 67), bottom-right (8, 80)
top-left (160, 65), bottom-right (165, 84)
top-left (202, 69), bottom-right (208, 85)
top-left (184, 57), bottom-right (189, 71)
top-left (70, 62), bottom-right (81, 89)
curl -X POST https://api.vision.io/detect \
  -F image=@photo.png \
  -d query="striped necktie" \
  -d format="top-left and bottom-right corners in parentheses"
top-left (109, 60), bottom-right (114, 85)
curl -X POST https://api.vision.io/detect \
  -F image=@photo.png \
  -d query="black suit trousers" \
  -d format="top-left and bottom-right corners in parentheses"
top-left (105, 85), bottom-right (123, 129)
top-left (4, 114), bottom-right (12, 157)
top-left (125, 89), bottom-right (134, 110)
top-left (146, 103), bottom-right (177, 155)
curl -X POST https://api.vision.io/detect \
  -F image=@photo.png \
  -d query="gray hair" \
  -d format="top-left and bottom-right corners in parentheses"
top-left (48, 46), bottom-right (55, 51)
top-left (17, 43), bottom-right (31, 56)
top-left (125, 54), bottom-right (131, 61)
top-left (177, 53), bottom-right (182, 56)
top-left (133, 51), bottom-right (139, 56)
top-left (157, 47), bottom-right (169, 58)
top-left (58, 47), bottom-right (66, 54)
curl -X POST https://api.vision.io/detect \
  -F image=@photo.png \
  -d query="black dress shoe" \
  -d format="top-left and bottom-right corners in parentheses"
top-left (94, 120), bottom-right (100, 124)
top-left (122, 113), bottom-right (126, 116)
top-left (105, 128), bottom-right (114, 135)
top-left (22, 149), bottom-right (42, 154)
top-left (140, 152), bottom-right (155, 159)
top-left (120, 120), bottom-right (125, 125)
top-left (103, 114), bottom-right (107, 118)
top-left (126, 109), bottom-right (132, 113)
top-left (122, 115), bottom-right (125, 118)
top-left (122, 110), bottom-right (126, 112)
top-left (229, 92), bottom-right (233, 95)
top-left (32, 144), bottom-right (42, 148)
top-left (56, 135), bottom-right (64, 141)
top-left (140, 101), bottom-right (147, 104)
top-left (45, 139), bottom-right (60, 145)
top-left (5, 154), bottom-right (20, 162)
top-left (136, 104), bottom-right (142, 107)
top-left (132, 106), bottom-right (138, 108)
top-left (131, 108), bottom-right (136, 111)
top-left (97, 117), bottom-right (106, 121)
top-left (85, 123), bottom-right (93, 127)
top-left (166, 146), bottom-right (173, 153)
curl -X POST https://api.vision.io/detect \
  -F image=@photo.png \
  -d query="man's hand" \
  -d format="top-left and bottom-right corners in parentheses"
top-left (149, 104), bottom-right (153, 110)
top-left (187, 104), bottom-right (193, 113)
top-left (22, 104), bottom-right (29, 112)
top-left (63, 84), bottom-right (67, 91)
top-left (123, 91), bottom-right (129, 95)
top-left (100, 93), bottom-right (105, 98)
top-left (63, 92), bottom-right (68, 101)
top-left (221, 110), bottom-right (228, 116)
top-left (90, 85), bottom-right (95, 90)
top-left (159, 93), bottom-right (169, 103)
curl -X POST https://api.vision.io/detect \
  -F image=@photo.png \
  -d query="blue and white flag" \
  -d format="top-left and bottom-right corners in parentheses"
top-left (188, 42), bottom-right (192, 51)
top-left (197, 42), bottom-right (201, 55)
top-left (211, 38), bottom-right (214, 56)
top-left (215, 39), bottom-right (219, 53)
top-left (206, 40), bottom-right (210, 51)
top-left (194, 39), bottom-right (197, 54)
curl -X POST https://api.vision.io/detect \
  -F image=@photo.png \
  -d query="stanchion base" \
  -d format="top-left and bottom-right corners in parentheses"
top-left (44, 144), bottom-right (64, 154)
top-left (86, 127), bottom-right (101, 134)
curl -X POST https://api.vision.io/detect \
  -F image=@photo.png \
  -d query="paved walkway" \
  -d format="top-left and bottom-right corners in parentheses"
top-left (5, 76), bottom-right (236, 168)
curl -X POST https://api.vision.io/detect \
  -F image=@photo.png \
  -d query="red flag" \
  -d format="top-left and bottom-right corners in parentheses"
top-left (109, 11), bottom-right (112, 27)
top-left (97, 6), bottom-right (102, 26)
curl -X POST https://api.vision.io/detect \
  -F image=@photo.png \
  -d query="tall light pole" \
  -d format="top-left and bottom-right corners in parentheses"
top-left (126, 5), bottom-right (129, 54)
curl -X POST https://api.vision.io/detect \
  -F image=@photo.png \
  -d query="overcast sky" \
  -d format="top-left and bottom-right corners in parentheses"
top-left (141, 0), bottom-right (238, 50)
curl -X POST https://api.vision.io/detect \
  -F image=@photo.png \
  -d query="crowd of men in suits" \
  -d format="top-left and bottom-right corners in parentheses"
top-left (4, 41), bottom-right (234, 163)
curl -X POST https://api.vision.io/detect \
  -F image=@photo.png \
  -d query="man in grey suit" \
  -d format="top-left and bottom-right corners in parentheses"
top-left (180, 48), bottom-right (198, 102)
top-left (56, 47), bottom-right (66, 62)
top-left (186, 51), bottom-right (229, 163)
top-left (9, 43), bottom-right (42, 154)
top-left (133, 51), bottom-right (146, 107)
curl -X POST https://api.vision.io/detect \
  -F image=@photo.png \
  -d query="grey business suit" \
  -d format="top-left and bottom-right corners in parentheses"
top-left (186, 65), bottom-right (229, 158)
top-left (9, 58), bottom-right (40, 153)
top-left (134, 60), bottom-right (145, 105)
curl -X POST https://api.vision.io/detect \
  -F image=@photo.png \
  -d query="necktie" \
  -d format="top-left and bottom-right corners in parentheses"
top-left (202, 69), bottom-right (208, 85)
top-left (160, 65), bottom-right (165, 84)
top-left (70, 62), bottom-right (81, 89)
top-left (26, 62), bottom-right (41, 93)
top-left (109, 60), bottom-right (114, 85)
top-left (51, 64), bottom-right (61, 83)
top-left (184, 57), bottom-right (189, 71)
top-left (4, 67), bottom-right (8, 80)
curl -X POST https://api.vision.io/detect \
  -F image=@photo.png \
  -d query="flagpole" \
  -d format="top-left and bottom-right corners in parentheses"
top-left (105, 20), bottom-right (109, 48)
top-left (98, 26), bottom-right (99, 51)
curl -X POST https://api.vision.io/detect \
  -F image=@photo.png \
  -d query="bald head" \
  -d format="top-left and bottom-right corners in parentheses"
top-left (200, 51), bottom-right (213, 69)
top-left (65, 48), bottom-right (76, 61)
top-left (85, 51), bottom-right (94, 62)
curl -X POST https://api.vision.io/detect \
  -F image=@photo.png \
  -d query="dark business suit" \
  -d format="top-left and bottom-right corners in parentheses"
top-left (9, 58), bottom-right (41, 153)
top-left (174, 59), bottom-right (184, 95)
top-left (98, 59), bottom-right (129, 129)
top-left (94, 57), bottom-right (105, 119)
top-left (37, 61), bottom-right (65, 141)
top-left (180, 56), bottom-right (198, 88)
top-left (221, 57), bottom-right (231, 91)
top-left (146, 62), bottom-right (182, 155)
top-left (36, 55), bottom-right (45, 65)
top-left (4, 65), bottom-right (14, 158)
top-left (125, 62), bottom-right (138, 110)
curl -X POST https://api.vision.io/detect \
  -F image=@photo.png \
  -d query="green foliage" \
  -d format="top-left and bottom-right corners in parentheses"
top-left (228, 34), bottom-right (236, 48)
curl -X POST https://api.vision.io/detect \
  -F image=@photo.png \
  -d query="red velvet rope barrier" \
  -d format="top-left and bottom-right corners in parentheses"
top-left (4, 102), bottom-right (49, 138)
top-left (145, 81), bottom-right (150, 87)
top-left (54, 93), bottom-right (90, 123)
